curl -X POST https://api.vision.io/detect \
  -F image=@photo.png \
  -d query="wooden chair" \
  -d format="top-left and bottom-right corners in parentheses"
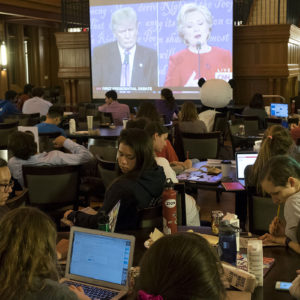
top-left (6, 188), bottom-right (28, 209)
top-left (23, 165), bottom-right (80, 212)
top-left (88, 138), bottom-right (118, 161)
top-left (248, 194), bottom-right (284, 235)
top-left (97, 112), bottom-right (114, 124)
top-left (137, 183), bottom-right (187, 229)
top-left (234, 114), bottom-right (260, 135)
top-left (137, 205), bottom-right (162, 229)
top-left (266, 117), bottom-right (282, 128)
top-left (4, 113), bottom-right (40, 126)
top-left (213, 113), bottom-right (227, 144)
top-left (96, 155), bottom-right (118, 188)
top-left (0, 121), bottom-right (19, 148)
top-left (181, 131), bottom-right (221, 160)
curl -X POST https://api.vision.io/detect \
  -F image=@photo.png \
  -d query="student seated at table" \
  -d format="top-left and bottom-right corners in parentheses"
top-left (125, 232), bottom-right (226, 300)
top-left (65, 128), bottom-right (166, 231)
top-left (178, 101), bottom-right (207, 133)
top-left (0, 207), bottom-right (90, 300)
top-left (245, 125), bottom-right (297, 194)
top-left (35, 105), bottom-right (66, 137)
top-left (242, 93), bottom-right (267, 129)
top-left (259, 155), bottom-right (300, 254)
top-left (144, 121), bottom-right (200, 226)
top-left (7, 131), bottom-right (93, 188)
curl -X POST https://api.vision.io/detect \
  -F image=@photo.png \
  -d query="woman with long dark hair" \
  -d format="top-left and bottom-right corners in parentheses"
top-left (65, 128), bottom-right (165, 231)
top-left (155, 88), bottom-right (179, 123)
top-left (126, 232), bottom-right (226, 300)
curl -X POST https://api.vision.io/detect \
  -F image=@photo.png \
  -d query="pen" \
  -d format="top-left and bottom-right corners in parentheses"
top-left (277, 204), bottom-right (280, 218)
top-left (186, 151), bottom-right (189, 160)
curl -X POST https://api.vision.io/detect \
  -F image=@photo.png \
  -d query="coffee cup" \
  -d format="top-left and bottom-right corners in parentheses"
top-left (122, 118), bottom-right (128, 129)
top-left (87, 116), bottom-right (93, 131)
top-left (221, 160), bottom-right (231, 178)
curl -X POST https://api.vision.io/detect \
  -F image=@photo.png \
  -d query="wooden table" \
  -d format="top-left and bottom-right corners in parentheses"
top-left (67, 126), bottom-right (123, 143)
top-left (123, 227), bottom-right (300, 300)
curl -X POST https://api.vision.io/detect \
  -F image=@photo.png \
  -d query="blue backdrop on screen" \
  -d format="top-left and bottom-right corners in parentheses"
top-left (90, 0), bottom-right (233, 98)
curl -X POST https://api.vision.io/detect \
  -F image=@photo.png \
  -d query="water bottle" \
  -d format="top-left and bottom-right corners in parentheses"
top-left (218, 220), bottom-right (239, 266)
top-left (97, 211), bottom-right (110, 232)
top-left (162, 178), bottom-right (177, 235)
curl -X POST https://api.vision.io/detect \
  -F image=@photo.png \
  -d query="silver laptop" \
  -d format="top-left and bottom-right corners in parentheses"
top-left (62, 226), bottom-right (135, 300)
top-left (235, 151), bottom-right (258, 186)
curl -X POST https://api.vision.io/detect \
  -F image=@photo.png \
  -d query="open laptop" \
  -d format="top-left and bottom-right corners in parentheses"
top-left (62, 226), bottom-right (135, 300)
top-left (235, 151), bottom-right (258, 186)
top-left (270, 103), bottom-right (288, 118)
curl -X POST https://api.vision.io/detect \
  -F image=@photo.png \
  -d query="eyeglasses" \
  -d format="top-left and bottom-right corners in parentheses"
top-left (0, 180), bottom-right (14, 192)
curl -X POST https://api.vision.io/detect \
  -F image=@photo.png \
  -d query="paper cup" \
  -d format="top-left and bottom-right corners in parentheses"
top-left (87, 116), bottom-right (93, 131)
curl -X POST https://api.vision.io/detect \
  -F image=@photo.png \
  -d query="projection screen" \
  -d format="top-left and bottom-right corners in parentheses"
top-left (90, 0), bottom-right (233, 100)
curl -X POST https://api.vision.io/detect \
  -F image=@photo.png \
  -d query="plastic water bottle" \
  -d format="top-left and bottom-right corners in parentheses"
top-left (248, 239), bottom-right (263, 286)
top-left (218, 220), bottom-right (239, 266)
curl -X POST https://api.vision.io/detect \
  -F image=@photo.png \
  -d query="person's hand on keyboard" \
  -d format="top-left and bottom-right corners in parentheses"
top-left (69, 285), bottom-right (91, 300)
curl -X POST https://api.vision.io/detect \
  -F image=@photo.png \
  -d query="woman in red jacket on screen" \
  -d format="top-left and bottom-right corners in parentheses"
top-left (164, 3), bottom-right (232, 87)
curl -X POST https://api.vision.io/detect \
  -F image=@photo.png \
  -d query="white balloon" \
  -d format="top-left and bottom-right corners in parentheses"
top-left (200, 79), bottom-right (232, 108)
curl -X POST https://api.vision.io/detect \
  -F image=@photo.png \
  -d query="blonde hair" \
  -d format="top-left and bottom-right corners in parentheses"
top-left (179, 101), bottom-right (198, 122)
top-left (250, 125), bottom-right (294, 192)
top-left (177, 3), bottom-right (213, 45)
top-left (0, 207), bottom-right (58, 300)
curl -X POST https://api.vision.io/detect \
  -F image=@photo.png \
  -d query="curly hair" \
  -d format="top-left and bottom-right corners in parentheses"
top-left (0, 207), bottom-right (58, 300)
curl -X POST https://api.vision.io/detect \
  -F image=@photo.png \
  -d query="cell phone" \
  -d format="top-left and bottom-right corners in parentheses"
top-left (275, 281), bottom-right (292, 291)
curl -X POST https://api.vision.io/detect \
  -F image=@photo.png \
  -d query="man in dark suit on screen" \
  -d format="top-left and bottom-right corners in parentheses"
top-left (92, 7), bottom-right (157, 88)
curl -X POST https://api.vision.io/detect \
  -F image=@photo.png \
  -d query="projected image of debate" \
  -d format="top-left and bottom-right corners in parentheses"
top-left (90, 0), bottom-right (233, 99)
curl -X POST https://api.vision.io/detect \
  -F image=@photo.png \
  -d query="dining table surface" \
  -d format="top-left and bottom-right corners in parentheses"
top-left (121, 226), bottom-right (300, 300)
top-left (66, 125), bottom-right (123, 141)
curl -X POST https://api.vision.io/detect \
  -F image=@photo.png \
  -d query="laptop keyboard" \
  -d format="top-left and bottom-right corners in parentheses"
top-left (64, 280), bottom-right (118, 300)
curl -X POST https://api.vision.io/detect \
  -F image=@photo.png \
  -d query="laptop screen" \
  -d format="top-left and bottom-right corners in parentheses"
top-left (270, 103), bottom-right (288, 118)
top-left (69, 231), bottom-right (132, 286)
top-left (236, 152), bottom-right (258, 180)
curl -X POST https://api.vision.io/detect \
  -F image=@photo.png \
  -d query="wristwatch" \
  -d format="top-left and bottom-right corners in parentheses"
top-left (285, 236), bottom-right (292, 248)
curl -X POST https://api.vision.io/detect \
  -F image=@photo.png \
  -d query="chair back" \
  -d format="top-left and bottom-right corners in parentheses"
top-left (23, 165), bottom-right (80, 211)
top-left (137, 183), bottom-right (186, 229)
top-left (38, 132), bottom-right (62, 153)
top-left (88, 138), bottom-right (118, 161)
top-left (289, 117), bottom-right (299, 126)
top-left (248, 194), bottom-right (284, 235)
top-left (6, 189), bottom-right (28, 209)
top-left (0, 121), bottom-right (19, 148)
top-left (213, 113), bottom-right (227, 144)
top-left (98, 112), bottom-right (114, 124)
top-left (174, 183), bottom-right (186, 226)
top-left (85, 103), bottom-right (98, 117)
top-left (96, 155), bottom-right (118, 188)
top-left (137, 205), bottom-right (163, 229)
top-left (181, 131), bottom-right (221, 160)
top-left (266, 117), bottom-right (282, 128)
top-left (235, 114), bottom-right (260, 135)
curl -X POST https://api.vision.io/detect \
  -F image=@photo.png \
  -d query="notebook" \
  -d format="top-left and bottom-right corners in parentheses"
top-left (61, 226), bottom-right (135, 300)
top-left (270, 103), bottom-right (288, 118)
top-left (235, 152), bottom-right (258, 186)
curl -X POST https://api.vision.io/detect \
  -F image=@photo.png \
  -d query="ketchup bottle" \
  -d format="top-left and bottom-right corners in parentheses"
top-left (162, 178), bottom-right (177, 234)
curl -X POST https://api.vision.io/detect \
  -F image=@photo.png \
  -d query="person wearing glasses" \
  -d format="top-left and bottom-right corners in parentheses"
top-left (0, 158), bottom-right (13, 219)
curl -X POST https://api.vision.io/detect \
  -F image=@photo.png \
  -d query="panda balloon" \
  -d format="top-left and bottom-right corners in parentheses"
top-left (198, 78), bottom-right (234, 108)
